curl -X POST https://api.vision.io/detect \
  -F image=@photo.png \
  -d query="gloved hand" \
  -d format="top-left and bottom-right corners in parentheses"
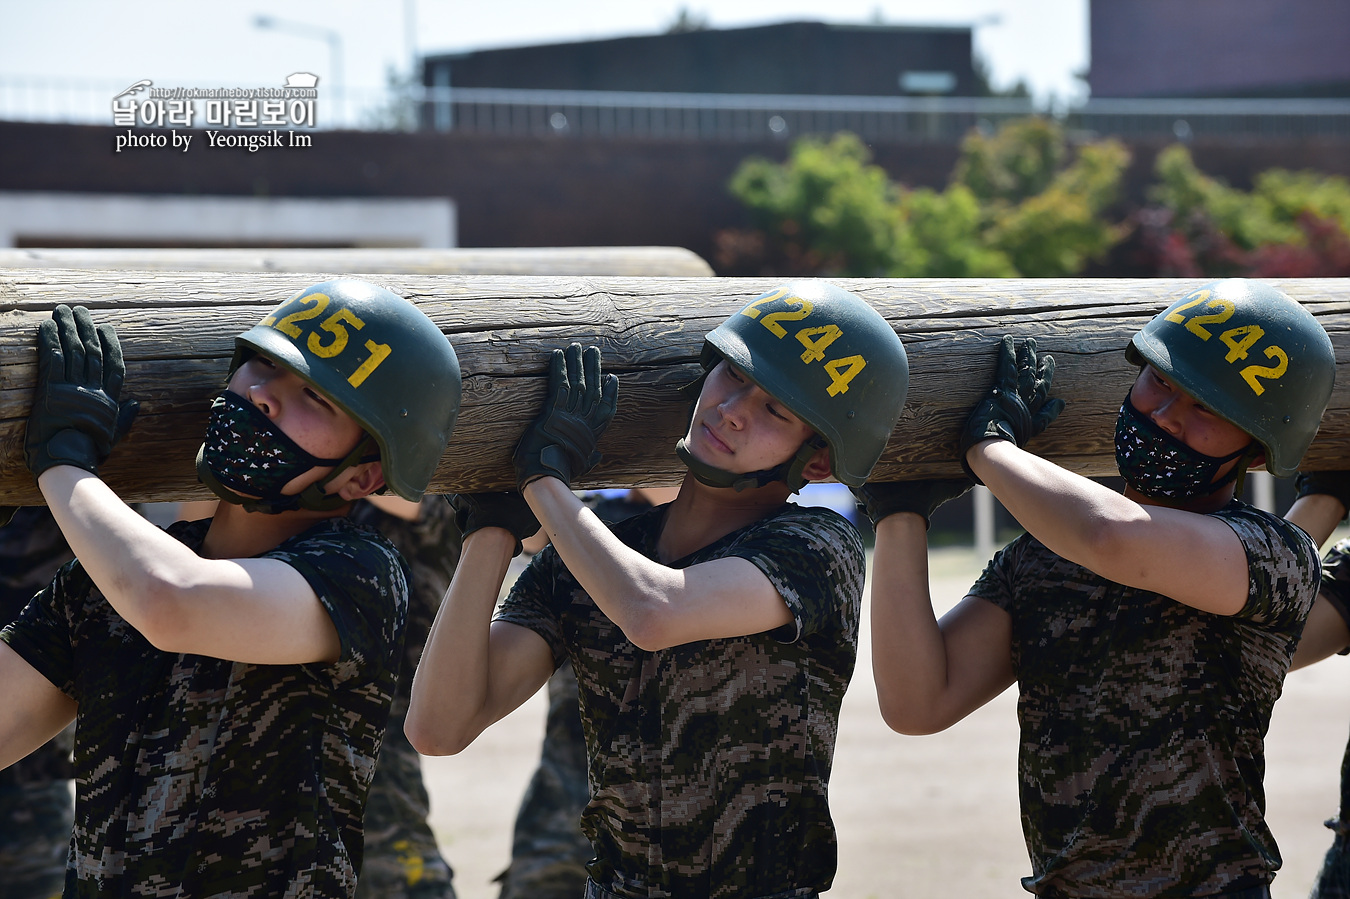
top-left (513, 343), bottom-right (618, 490)
top-left (25, 304), bottom-right (139, 478)
top-left (958, 335), bottom-right (1064, 482)
top-left (1014, 336), bottom-right (1065, 439)
top-left (1295, 471), bottom-right (1350, 520)
top-left (447, 493), bottom-right (541, 557)
top-left (851, 479), bottom-right (974, 529)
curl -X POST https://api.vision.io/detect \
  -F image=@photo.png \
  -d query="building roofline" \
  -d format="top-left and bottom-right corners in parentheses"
top-left (424, 19), bottom-right (970, 63)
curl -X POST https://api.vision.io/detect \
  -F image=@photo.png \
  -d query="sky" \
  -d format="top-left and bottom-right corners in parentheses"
top-left (0, 0), bottom-right (1089, 119)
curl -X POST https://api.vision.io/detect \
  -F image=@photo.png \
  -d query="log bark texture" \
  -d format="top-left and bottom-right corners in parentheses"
top-left (1, 272), bottom-right (1347, 503)
top-left (0, 247), bottom-right (714, 277)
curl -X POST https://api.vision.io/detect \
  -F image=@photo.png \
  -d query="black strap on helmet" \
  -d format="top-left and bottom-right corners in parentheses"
top-left (1224, 443), bottom-right (1263, 502)
top-left (675, 434), bottom-right (826, 493)
top-left (196, 433), bottom-right (380, 515)
top-left (295, 433), bottom-right (381, 511)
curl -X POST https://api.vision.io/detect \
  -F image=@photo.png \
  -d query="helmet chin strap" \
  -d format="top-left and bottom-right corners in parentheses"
top-left (1226, 443), bottom-right (1262, 500)
top-left (676, 370), bottom-right (826, 493)
top-left (1182, 441), bottom-right (1260, 501)
top-left (675, 434), bottom-right (826, 493)
top-left (1127, 441), bottom-right (1260, 506)
top-left (196, 434), bottom-right (379, 515)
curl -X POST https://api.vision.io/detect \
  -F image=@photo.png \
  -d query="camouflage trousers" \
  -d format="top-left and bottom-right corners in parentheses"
top-left (0, 780), bottom-right (72, 899)
top-left (357, 714), bottom-right (457, 899)
top-left (1312, 822), bottom-right (1350, 899)
top-left (496, 661), bottom-right (593, 899)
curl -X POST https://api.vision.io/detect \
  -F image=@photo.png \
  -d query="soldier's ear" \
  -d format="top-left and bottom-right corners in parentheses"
top-left (336, 460), bottom-right (386, 501)
top-left (800, 445), bottom-right (832, 482)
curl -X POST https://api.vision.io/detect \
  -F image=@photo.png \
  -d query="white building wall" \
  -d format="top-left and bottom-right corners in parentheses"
top-left (0, 192), bottom-right (456, 248)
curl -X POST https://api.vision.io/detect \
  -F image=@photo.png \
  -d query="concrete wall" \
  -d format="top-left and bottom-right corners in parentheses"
top-left (0, 120), bottom-right (960, 261)
top-left (0, 192), bottom-right (454, 248)
top-left (3, 120), bottom-right (1348, 265)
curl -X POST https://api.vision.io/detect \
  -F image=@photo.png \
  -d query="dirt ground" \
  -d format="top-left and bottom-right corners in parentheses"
top-left (421, 545), bottom-right (1350, 899)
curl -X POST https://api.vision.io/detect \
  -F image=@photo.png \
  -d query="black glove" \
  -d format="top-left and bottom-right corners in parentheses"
top-left (513, 344), bottom-right (618, 490)
top-left (958, 335), bottom-right (1064, 482)
top-left (447, 493), bottom-right (541, 557)
top-left (25, 304), bottom-right (139, 478)
top-left (1295, 471), bottom-right (1350, 520)
top-left (1014, 336), bottom-right (1065, 439)
top-left (851, 479), bottom-right (974, 529)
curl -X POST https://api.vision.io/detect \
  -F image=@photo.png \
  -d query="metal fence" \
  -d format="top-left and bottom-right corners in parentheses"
top-left (415, 86), bottom-right (1037, 143)
top-left (3, 75), bottom-right (1349, 142)
top-left (0, 76), bottom-right (385, 131)
top-left (1067, 97), bottom-right (1350, 141)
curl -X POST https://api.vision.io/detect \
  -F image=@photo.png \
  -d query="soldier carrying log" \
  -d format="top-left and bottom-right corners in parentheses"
top-left (861, 279), bottom-right (1336, 899)
top-left (407, 281), bottom-right (909, 899)
top-left (0, 279), bottom-right (461, 897)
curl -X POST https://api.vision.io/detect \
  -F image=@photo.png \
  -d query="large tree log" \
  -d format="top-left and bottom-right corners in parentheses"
top-left (0, 247), bottom-right (714, 277)
top-left (0, 272), bottom-right (1347, 504)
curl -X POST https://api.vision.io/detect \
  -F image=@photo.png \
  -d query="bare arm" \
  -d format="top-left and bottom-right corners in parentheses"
top-left (362, 493), bottom-right (423, 521)
top-left (405, 528), bottom-right (555, 756)
top-left (1284, 491), bottom-right (1350, 668)
top-left (38, 467), bottom-right (342, 664)
top-left (968, 440), bottom-right (1251, 616)
top-left (0, 642), bottom-right (76, 770)
top-left (522, 478), bottom-right (793, 651)
top-left (1292, 595), bottom-right (1350, 670)
top-left (509, 343), bottom-right (790, 650)
top-left (869, 512), bottom-right (1015, 734)
top-left (1285, 493), bottom-right (1346, 548)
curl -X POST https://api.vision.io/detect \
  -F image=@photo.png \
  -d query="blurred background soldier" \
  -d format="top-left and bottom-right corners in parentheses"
top-left (0, 507), bottom-right (75, 899)
top-left (351, 494), bottom-right (461, 899)
top-left (1280, 472), bottom-right (1350, 899)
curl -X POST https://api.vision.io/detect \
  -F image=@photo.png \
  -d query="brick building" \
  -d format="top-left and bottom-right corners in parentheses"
top-left (1090, 0), bottom-right (1350, 98)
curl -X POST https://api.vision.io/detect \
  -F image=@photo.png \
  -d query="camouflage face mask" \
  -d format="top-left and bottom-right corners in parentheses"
top-left (1114, 391), bottom-right (1250, 501)
top-left (196, 390), bottom-right (345, 501)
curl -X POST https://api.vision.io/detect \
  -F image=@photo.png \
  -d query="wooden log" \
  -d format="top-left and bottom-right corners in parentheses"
top-left (1, 272), bottom-right (1347, 504)
top-left (0, 247), bottom-right (714, 277)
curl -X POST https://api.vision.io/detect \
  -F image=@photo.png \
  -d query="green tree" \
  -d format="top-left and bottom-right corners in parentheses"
top-left (359, 65), bottom-right (419, 132)
top-left (953, 117), bottom-right (1066, 204)
top-left (665, 6), bottom-right (710, 33)
top-left (1148, 145), bottom-right (1299, 249)
top-left (727, 133), bottom-right (903, 276)
top-left (893, 185), bottom-right (1016, 277)
top-left (1254, 168), bottom-right (1350, 237)
top-left (722, 118), bottom-right (1130, 278)
top-left (987, 140), bottom-right (1131, 277)
top-left (1130, 145), bottom-right (1350, 277)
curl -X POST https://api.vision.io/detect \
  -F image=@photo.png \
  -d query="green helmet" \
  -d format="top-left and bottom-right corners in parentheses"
top-left (232, 278), bottom-right (461, 500)
top-left (692, 280), bottom-right (909, 488)
top-left (1126, 278), bottom-right (1334, 478)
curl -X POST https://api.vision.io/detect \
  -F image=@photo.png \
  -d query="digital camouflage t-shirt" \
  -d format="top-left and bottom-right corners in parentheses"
top-left (968, 501), bottom-right (1319, 898)
top-left (347, 497), bottom-right (459, 714)
top-left (0, 516), bottom-right (410, 899)
top-left (495, 502), bottom-right (863, 899)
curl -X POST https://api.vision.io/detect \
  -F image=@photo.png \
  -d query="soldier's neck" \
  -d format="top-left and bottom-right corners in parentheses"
top-left (655, 472), bottom-right (791, 564)
top-left (201, 501), bottom-right (349, 559)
